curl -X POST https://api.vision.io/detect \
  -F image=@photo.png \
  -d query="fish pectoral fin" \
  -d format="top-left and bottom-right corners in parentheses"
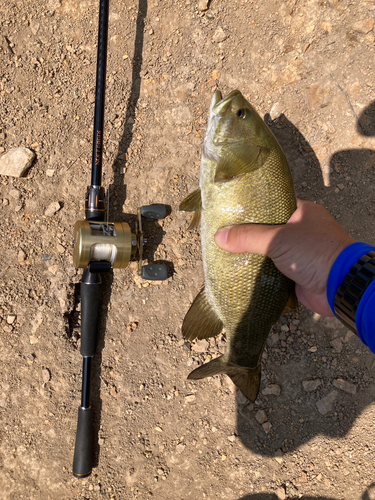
top-left (227, 365), bottom-right (261, 403)
top-left (187, 211), bottom-right (201, 230)
top-left (179, 188), bottom-right (202, 212)
top-left (282, 286), bottom-right (299, 314)
top-left (182, 288), bottom-right (223, 341)
top-left (187, 356), bottom-right (226, 379)
top-left (214, 145), bottom-right (270, 183)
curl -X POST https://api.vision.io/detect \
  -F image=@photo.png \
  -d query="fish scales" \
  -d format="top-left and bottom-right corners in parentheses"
top-left (179, 89), bottom-right (296, 402)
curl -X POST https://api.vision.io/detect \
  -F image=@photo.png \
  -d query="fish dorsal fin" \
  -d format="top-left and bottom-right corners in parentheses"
top-left (214, 145), bottom-right (270, 183)
top-left (179, 188), bottom-right (202, 212)
top-left (187, 211), bottom-right (201, 230)
top-left (182, 288), bottom-right (223, 341)
top-left (282, 287), bottom-right (299, 315)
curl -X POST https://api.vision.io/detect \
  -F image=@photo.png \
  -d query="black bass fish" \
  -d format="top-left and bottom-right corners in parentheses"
top-left (179, 90), bottom-right (297, 402)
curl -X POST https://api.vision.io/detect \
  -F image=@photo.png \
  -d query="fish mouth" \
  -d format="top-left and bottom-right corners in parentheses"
top-left (212, 90), bottom-right (242, 115)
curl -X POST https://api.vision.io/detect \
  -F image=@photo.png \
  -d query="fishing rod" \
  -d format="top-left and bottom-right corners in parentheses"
top-left (72, 0), bottom-right (168, 478)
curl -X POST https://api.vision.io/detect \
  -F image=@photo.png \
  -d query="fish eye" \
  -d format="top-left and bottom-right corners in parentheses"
top-left (237, 109), bottom-right (247, 119)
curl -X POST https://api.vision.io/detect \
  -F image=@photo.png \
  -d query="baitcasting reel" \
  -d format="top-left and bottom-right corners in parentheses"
top-left (73, 204), bottom-right (168, 280)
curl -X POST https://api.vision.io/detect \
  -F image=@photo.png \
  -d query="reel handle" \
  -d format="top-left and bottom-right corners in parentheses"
top-left (73, 269), bottom-right (102, 478)
top-left (73, 406), bottom-right (93, 478)
top-left (80, 270), bottom-right (102, 357)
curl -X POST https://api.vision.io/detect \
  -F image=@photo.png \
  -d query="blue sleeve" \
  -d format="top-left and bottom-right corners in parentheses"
top-left (327, 242), bottom-right (375, 353)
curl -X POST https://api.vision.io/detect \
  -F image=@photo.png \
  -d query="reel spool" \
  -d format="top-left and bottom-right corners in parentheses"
top-left (73, 204), bottom-right (168, 280)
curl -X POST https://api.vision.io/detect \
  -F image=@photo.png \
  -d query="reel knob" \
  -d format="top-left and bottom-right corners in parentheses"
top-left (141, 264), bottom-right (168, 281)
top-left (140, 204), bottom-right (167, 220)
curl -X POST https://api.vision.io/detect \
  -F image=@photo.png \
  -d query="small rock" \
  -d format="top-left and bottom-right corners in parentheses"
top-left (29, 335), bottom-right (39, 345)
top-left (274, 449), bottom-right (283, 464)
top-left (262, 421), bottom-right (272, 433)
top-left (46, 169), bottom-right (55, 177)
top-left (176, 443), bottom-right (185, 453)
top-left (9, 188), bottom-right (21, 199)
top-left (198, 0), bottom-right (209, 11)
top-left (185, 394), bottom-right (196, 403)
top-left (110, 386), bottom-right (118, 398)
top-left (6, 315), bottom-right (16, 324)
top-left (44, 201), bottom-right (61, 217)
top-left (56, 244), bottom-right (65, 253)
top-left (289, 323), bottom-right (297, 333)
top-left (255, 409), bottom-right (267, 424)
top-left (342, 331), bottom-right (355, 343)
top-left (316, 390), bottom-right (338, 416)
top-left (330, 337), bottom-right (343, 353)
top-left (308, 346), bottom-right (317, 352)
top-left (268, 332), bottom-right (279, 346)
top-left (280, 324), bottom-right (289, 333)
top-left (333, 378), bottom-right (356, 395)
top-left (352, 18), bottom-right (374, 34)
top-left (18, 249), bottom-right (26, 263)
top-left (298, 471), bottom-right (308, 483)
top-left (276, 486), bottom-right (286, 500)
top-left (262, 384), bottom-right (281, 396)
top-left (337, 183), bottom-right (345, 191)
top-left (302, 379), bottom-right (321, 392)
top-left (0, 147), bottom-right (35, 177)
top-left (42, 368), bottom-right (51, 383)
top-left (192, 339), bottom-right (208, 353)
top-left (98, 437), bottom-right (105, 445)
top-left (227, 435), bottom-right (236, 442)
top-left (269, 102), bottom-right (286, 121)
top-left (212, 27), bottom-right (228, 43)
top-left (3, 198), bottom-right (9, 206)
top-left (236, 390), bottom-right (250, 405)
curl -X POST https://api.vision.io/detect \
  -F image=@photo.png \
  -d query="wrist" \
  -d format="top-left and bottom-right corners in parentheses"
top-left (327, 243), bottom-right (375, 350)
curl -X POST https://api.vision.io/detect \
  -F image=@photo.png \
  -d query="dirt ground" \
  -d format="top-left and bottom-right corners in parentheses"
top-left (1, 0), bottom-right (375, 499)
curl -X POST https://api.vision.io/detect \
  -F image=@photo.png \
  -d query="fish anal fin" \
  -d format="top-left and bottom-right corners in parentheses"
top-left (227, 365), bottom-right (261, 403)
top-left (282, 286), bottom-right (299, 315)
top-left (214, 145), bottom-right (270, 183)
top-left (182, 288), bottom-right (223, 341)
top-left (187, 356), bottom-right (226, 380)
top-left (187, 211), bottom-right (201, 230)
top-left (179, 188), bottom-right (202, 212)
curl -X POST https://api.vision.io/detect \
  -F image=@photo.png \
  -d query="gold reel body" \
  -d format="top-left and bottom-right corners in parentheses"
top-left (73, 220), bottom-right (136, 269)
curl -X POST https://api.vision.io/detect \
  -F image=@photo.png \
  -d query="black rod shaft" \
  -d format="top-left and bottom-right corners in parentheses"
top-left (91, 0), bottom-right (109, 187)
top-left (81, 357), bottom-right (92, 409)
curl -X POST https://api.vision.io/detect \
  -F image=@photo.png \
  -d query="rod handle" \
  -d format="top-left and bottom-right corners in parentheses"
top-left (81, 269), bottom-right (102, 357)
top-left (73, 407), bottom-right (93, 478)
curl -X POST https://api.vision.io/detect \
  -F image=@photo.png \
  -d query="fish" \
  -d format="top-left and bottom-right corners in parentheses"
top-left (179, 89), bottom-right (297, 402)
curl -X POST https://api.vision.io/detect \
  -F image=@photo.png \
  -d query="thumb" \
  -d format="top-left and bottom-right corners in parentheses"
top-left (215, 223), bottom-right (285, 255)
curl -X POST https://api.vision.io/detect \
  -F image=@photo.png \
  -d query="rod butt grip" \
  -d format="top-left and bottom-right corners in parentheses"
top-left (73, 406), bottom-right (93, 478)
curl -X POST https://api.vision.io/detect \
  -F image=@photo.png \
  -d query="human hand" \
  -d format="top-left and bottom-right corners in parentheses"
top-left (214, 199), bottom-right (356, 317)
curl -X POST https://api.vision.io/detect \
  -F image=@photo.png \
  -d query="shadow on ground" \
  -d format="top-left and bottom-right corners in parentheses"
top-left (236, 482), bottom-right (375, 499)
top-left (235, 104), bottom-right (375, 456)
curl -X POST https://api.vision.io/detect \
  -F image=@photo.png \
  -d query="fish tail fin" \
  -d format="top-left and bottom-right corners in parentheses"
top-left (227, 365), bottom-right (261, 403)
top-left (187, 357), bottom-right (261, 403)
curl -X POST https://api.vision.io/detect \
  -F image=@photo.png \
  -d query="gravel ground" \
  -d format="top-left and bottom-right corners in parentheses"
top-left (1, 0), bottom-right (375, 499)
